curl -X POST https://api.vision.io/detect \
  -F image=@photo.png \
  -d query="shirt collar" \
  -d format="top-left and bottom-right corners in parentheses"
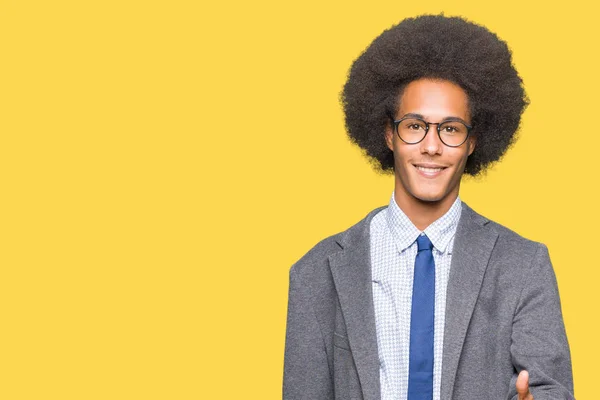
top-left (385, 194), bottom-right (462, 255)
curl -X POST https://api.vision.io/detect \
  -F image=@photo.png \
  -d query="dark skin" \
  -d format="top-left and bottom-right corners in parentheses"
top-left (386, 78), bottom-right (534, 398)
top-left (384, 78), bottom-right (476, 230)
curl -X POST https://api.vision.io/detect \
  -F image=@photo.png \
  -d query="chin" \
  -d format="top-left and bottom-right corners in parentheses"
top-left (398, 175), bottom-right (457, 204)
top-left (411, 189), bottom-right (450, 203)
top-left (414, 194), bottom-right (446, 203)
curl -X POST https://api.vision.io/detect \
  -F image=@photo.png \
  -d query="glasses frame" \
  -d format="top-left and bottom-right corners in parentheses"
top-left (391, 116), bottom-right (473, 148)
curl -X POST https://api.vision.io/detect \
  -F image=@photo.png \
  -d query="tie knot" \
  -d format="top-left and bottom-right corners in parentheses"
top-left (416, 234), bottom-right (433, 252)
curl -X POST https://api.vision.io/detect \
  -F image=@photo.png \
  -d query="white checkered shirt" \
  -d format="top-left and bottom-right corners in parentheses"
top-left (370, 194), bottom-right (462, 400)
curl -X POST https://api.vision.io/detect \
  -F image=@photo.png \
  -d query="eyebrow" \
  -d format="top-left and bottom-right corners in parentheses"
top-left (399, 112), bottom-right (470, 125)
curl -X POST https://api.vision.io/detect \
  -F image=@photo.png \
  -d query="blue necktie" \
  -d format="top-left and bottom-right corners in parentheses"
top-left (408, 234), bottom-right (435, 400)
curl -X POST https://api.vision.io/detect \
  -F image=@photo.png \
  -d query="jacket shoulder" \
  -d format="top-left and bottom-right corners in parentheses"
top-left (463, 202), bottom-right (547, 255)
top-left (289, 206), bottom-right (386, 278)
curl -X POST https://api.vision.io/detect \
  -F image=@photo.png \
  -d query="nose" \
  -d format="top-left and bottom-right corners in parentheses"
top-left (420, 124), bottom-right (443, 156)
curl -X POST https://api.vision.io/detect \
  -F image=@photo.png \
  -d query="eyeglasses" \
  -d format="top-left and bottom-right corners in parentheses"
top-left (391, 116), bottom-right (472, 147)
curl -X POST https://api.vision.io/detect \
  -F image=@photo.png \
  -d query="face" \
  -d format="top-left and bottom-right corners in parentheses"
top-left (385, 78), bottom-right (476, 207)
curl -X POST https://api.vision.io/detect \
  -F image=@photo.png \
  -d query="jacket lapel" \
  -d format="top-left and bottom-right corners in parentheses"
top-left (327, 203), bottom-right (497, 400)
top-left (441, 203), bottom-right (498, 399)
top-left (329, 208), bottom-right (384, 400)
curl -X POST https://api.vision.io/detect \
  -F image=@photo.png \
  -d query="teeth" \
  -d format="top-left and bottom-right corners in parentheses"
top-left (416, 166), bottom-right (443, 173)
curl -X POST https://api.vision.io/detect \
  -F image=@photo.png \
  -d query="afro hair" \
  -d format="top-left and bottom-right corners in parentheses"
top-left (341, 14), bottom-right (528, 176)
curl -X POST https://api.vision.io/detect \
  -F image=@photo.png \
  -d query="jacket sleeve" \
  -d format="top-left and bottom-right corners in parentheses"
top-left (283, 264), bottom-right (333, 400)
top-left (508, 243), bottom-right (575, 400)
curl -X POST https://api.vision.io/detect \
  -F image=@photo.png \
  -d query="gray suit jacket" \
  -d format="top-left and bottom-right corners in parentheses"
top-left (283, 203), bottom-right (574, 399)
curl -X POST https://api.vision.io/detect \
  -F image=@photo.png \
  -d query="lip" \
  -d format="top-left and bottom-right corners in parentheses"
top-left (412, 163), bottom-right (448, 178)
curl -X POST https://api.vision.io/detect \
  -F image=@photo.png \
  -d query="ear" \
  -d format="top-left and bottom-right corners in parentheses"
top-left (385, 124), bottom-right (394, 151)
top-left (467, 135), bottom-right (477, 156)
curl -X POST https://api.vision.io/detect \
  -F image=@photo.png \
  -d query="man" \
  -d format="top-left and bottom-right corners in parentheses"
top-left (283, 15), bottom-right (573, 400)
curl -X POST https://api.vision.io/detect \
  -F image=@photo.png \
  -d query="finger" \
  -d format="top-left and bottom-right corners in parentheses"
top-left (516, 370), bottom-right (533, 400)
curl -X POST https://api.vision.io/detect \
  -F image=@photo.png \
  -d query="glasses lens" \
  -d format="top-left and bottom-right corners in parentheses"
top-left (397, 118), bottom-right (427, 143)
top-left (438, 121), bottom-right (469, 146)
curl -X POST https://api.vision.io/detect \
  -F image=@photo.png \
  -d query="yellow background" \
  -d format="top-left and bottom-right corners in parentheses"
top-left (0, 0), bottom-right (597, 398)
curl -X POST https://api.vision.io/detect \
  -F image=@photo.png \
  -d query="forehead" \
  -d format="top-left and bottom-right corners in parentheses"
top-left (398, 78), bottom-right (470, 120)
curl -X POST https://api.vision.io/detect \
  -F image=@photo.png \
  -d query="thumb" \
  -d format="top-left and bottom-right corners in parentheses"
top-left (516, 370), bottom-right (532, 399)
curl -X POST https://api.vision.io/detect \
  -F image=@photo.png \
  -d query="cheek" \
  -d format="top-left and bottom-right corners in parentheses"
top-left (393, 147), bottom-right (412, 167)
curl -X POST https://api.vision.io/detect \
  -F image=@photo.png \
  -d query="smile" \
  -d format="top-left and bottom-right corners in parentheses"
top-left (413, 164), bottom-right (447, 177)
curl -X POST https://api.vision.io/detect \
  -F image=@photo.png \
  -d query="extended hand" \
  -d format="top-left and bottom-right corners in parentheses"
top-left (516, 370), bottom-right (534, 400)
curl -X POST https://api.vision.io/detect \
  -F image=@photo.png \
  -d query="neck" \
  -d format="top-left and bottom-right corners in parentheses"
top-left (393, 188), bottom-right (459, 231)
